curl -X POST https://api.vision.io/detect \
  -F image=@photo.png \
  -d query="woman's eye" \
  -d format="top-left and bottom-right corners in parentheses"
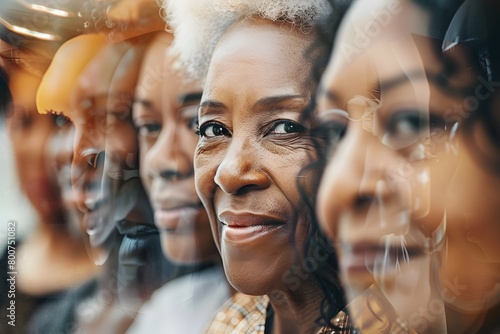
top-left (269, 121), bottom-right (305, 134)
top-left (316, 120), bottom-right (347, 142)
top-left (382, 110), bottom-right (430, 150)
top-left (198, 122), bottom-right (230, 138)
top-left (186, 116), bottom-right (198, 133)
top-left (137, 122), bottom-right (161, 138)
top-left (52, 113), bottom-right (71, 128)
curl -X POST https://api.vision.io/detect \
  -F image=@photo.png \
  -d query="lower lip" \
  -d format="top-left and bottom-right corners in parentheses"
top-left (85, 203), bottom-right (114, 237)
top-left (341, 247), bottom-right (425, 275)
top-left (154, 207), bottom-right (200, 233)
top-left (342, 252), bottom-right (377, 274)
top-left (222, 224), bottom-right (284, 244)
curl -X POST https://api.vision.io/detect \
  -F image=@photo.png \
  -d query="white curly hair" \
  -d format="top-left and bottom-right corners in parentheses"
top-left (162, 0), bottom-right (330, 83)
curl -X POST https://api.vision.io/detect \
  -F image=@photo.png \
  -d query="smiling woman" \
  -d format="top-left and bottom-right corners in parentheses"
top-left (166, 1), bottom-right (350, 333)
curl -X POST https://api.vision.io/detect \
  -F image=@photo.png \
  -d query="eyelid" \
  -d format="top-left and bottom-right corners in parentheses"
top-left (197, 120), bottom-right (230, 138)
top-left (265, 119), bottom-right (306, 136)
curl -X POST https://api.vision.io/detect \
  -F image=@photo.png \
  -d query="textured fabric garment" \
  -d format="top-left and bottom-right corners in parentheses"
top-left (126, 265), bottom-right (231, 334)
top-left (206, 292), bottom-right (352, 334)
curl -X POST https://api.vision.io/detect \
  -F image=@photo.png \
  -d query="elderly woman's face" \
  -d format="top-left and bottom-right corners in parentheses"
top-left (315, 0), bottom-right (500, 328)
top-left (195, 19), bottom-right (316, 294)
top-left (133, 32), bottom-right (217, 264)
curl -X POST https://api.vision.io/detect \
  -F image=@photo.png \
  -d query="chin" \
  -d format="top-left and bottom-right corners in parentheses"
top-left (161, 233), bottom-right (204, 264)
top-left (222, 256), bottom-right (280, 296)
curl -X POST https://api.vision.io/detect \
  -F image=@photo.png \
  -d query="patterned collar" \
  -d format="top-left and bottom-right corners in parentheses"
top-left (206, 292), bottom-right (351, 334)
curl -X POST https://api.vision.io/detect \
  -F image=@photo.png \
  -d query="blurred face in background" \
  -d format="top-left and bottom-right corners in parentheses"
top-left (2, 39), bottom-right (67, 224)
top-left (42, 35), bottom-right (170, 304)
top-left (315, 0), bottom-right (500, 331)
top-left (133, 31), bottom-right (218, 264)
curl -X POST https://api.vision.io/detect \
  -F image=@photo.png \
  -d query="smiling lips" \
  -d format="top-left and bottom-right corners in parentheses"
top-left (218, 211), bottom-right (285, 243)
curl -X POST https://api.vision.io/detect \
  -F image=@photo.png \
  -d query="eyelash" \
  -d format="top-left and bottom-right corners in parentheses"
top-left (266, 119), bottom-right (306, 135)
top-left (196, 119), bottom-right (306, 139)
top-left (196, 121), bottom-right (230, 138)
top-left (48, 110), bottom-right (71, 128)
top-left (136, 122), bottom-right (161, 137)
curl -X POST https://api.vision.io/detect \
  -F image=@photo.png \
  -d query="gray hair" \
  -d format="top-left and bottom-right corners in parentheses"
top-left (163, 0), bottom-right (330, 84)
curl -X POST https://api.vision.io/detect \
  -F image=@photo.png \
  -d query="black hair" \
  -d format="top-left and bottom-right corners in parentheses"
top-left (298, 0), bottom-right (352, 330)
top-left (446, 0), bottom-right (500, 174)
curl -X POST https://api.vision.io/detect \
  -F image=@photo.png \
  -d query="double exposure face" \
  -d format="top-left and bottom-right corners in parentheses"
top-left (314, 0), bottom-right (494, 330)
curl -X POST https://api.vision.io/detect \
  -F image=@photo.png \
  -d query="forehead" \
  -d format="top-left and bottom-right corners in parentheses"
top-left (69, 43), bottom-right (141, 117)
top-left (320, 0), bottom-right (449, 105)
top-left (204, 18), bottom-right (312, 94)
top-left (135, 34), bottom-right (174, 97)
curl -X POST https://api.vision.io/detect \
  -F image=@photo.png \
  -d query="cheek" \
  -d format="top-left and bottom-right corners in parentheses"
top-left (194, 147), bottom-right (219, 203)
top-left (107, 128), bottom-right (139, 167)
top-left (194, 147), bottom-right (222, 246)
top-left (139, 142), bottom-right (151, 191)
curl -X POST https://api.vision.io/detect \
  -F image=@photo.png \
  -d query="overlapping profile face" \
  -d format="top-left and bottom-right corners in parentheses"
top-left (315, 0), bottom-right (500, 329)
top-left (133, 31), bottom-right (218, 264)
top-left (39, 35), bottom-right (155, 266)
top-left (194, 17), bottom-right (318, 295)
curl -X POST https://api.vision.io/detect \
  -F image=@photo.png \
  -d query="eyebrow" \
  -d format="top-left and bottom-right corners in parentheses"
top-left (199, 94), bottom-right (307, 118)
top-left (133, 98), bottom-right (154, 111)
top-left (199, 100), bottom-right (227, 117)
top-left (318, 85), bottom-right (341, 104)
top-left (253, 94), bottom-right (306, 111)
top-left (318, 70), bottom-right (426, 104)
top-left (379, 70), bottom-right (426, 92)
top-left (178, 92), bottom-right (203, 105)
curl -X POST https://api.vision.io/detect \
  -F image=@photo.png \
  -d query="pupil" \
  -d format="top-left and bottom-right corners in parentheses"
top-left (214, 125), bottom-right (224, 136)
top-left (284, 122), bottom-right (294, 133)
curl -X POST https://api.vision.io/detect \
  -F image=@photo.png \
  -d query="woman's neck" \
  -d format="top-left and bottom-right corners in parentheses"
top-left (442, 234), bottom-right (500, 333)
top-left (268, 279), bottom-right (325, 334)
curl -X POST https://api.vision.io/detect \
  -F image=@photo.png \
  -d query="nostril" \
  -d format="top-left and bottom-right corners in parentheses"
top-left (234, 184), bottom-right (265, 196)
top-left (159, 169), bottom-right (192, 181)
top-left (354, 194), bottom-right (376, 210)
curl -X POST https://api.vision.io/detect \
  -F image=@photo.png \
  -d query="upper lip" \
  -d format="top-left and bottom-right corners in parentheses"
top-left (342, 239), bottom-right (426, 258)
top-left (116, 219), bottom-right (158, 236)
top-left (152, 198), bottom-right (203, 212)
top-left (218, 211), bottom-right (285, 228)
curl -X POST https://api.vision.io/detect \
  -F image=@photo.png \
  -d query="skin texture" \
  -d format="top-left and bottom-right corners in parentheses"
top-left (133, 31), bottom-right (219, 264)
top-left (315, 0), bottom-right (500, 332)
top-left (195, 18), bottom-right (325, 334)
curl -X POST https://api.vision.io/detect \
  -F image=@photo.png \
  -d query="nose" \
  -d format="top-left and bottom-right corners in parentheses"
top-left (316, 123), bottom-right (405, 238)
top-left (47, 125), bottom-right (75, 173)
top-left (214, 138), bottom-right (271, 194)
top-left (71, 126), bottom-right (105, 212)
top-left (145, 122), bottom-right (193, 182)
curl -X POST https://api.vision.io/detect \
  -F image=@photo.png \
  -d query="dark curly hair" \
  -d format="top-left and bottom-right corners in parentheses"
top-left (297, 0), bottom-right (352, 329)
